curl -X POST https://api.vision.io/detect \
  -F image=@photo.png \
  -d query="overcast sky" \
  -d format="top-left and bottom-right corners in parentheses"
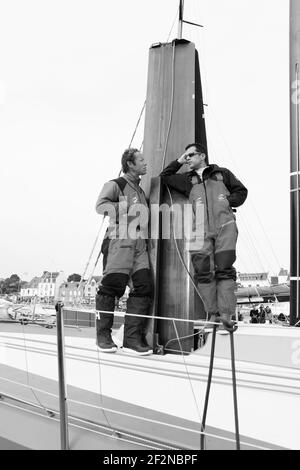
top-left (0, 0), bottom-right (290, 281)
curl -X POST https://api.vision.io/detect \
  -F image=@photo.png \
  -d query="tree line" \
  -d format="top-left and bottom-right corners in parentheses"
top-left (0, 274), bottom-right (25, 295)
top-left (0, 273), bottom-right (83, 295)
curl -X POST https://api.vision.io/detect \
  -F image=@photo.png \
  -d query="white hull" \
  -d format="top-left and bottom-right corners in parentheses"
top-left (1, 323), bottom-right (300, 449)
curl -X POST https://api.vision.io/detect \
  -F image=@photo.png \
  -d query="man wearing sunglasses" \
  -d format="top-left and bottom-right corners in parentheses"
top-left (160, 143), bottom-right (248, 333)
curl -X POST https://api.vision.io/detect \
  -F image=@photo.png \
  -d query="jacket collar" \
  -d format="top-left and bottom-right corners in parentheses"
top-left (123, 172), bottom-right (141, 186)
top-left (190, 164), bottom-right (219, 179)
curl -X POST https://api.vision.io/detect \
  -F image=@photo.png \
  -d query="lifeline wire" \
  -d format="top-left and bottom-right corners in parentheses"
top-left (20, 321), bottom-right (52, 417)
top-left (75, 215), bottom-right (107, 300)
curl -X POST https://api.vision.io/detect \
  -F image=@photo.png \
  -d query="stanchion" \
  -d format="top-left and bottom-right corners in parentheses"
top-left (200, 318), bottom-right (240, 450)
top-left (55, 301), bottom-right (69, 450)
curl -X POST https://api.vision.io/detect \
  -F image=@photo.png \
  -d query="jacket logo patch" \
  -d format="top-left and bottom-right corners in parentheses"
top-left (218, 194), bottom-right (227, 201)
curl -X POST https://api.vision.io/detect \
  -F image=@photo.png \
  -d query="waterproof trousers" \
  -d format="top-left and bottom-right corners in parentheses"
top-left (191, 220), bottom-right (238, 320)
top-left (96, 236), bottom-right (152, 346)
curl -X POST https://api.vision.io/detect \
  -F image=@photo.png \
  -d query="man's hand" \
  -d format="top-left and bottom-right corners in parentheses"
top-left (177, 151), bottom-right (188, 164)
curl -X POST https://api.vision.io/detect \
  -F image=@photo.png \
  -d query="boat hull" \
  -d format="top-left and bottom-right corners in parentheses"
top-left (1, 323), bottom-right (300, 449)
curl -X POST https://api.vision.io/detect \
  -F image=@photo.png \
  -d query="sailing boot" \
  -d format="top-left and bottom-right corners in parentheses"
top-left (217, 279), bottom-right (237, 335)
top-left (123, 296), bottom-right (153, 356)
top-left (197, 280), bottom-right (218, 332)
top-left (96, 294), bottom-right (117, 352)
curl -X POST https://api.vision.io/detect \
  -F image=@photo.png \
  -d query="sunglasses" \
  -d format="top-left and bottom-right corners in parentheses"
top-left (186, 152), bottom-right (200, 158)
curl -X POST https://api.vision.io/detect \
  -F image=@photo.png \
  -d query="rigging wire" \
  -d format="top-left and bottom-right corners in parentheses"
top-left (117, 100), bottom-right (146, 178)
top-left (160, 40), bottom-right (208, 339)
top-left (235, 250), bottom-right (253, 274)
top-left (161, 41), bottom-right (177, 173)
top-left (184, 8), bottom-right (263, 276)
top-left (128, 100), bottom-right (146, 149)
top-left (182, 10), bottom-right (266, 275)
top-left (172, 320), bottom-right (202, 422)
top-left (207, 104), bottom-right (282, 274)
top-left (191, 13), bottom-right (282, 275)
top-left (205, 133), bottom-right (268, 274)
top-left (165, 187), bottom-right (209, 330)
top-left (85, 242), bottom-right (105, 288)
top-left (96, 339), bottom-right (116, 435)
top-left (75, 216), bottom-right (107, 300)
top-left (158, 37), bottom-right (211, 349)
top-left (20, 321), bottom-right (53, 417)
top-left (164, 329), bottom-right (203, 352)
top-left (208, 123), bottom-right (272, 274)
top-left (238, 214), bottom-right (267, 273)
top-left (166, 4), bottom-right (180, 42)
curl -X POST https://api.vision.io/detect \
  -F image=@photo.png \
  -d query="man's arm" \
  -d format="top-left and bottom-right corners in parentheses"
top-left (95, 181), bottom-right (125, 218)
top-left (159, 155), bottom-right (192, 197)
top-left (223, 170), bottom-right (248, 208)
top-left (160, 159), bottom-right (183, 178)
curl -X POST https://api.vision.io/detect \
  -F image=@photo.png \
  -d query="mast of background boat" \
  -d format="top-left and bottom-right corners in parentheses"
top-left (178, 0), bottom-right (185, 39)
top-left (290, 0), bottom-right (300, 326)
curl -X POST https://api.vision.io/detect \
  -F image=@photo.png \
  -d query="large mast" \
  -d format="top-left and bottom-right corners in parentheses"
top-left (142, 2), bottom-right (207, 351)
top-left (290, 0), bottom-right (300, 326)
top-left (178, 0), bottom-right (185, 39)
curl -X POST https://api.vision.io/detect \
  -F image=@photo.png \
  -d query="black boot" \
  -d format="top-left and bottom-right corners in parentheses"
top-left (96, 294), bottom-right (117, 353)
top-left (141, 315), bottom-right (152, 348)
top-left (123, 296), bottom-right (153, 356)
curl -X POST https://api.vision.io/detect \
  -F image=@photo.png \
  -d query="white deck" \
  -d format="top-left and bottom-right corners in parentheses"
top-left (0, 323), bottom-right (300, 449)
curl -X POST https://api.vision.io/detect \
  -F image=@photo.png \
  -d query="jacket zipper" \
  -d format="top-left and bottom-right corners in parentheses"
top-left (203, 179), bottom-right (210, 226)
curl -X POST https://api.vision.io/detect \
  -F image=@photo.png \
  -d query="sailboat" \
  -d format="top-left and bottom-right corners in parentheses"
top-left (1, 0), bottom-right (300, 451)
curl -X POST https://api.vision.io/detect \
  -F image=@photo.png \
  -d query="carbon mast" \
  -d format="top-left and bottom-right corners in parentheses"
top-left (290, 0), bottom-right (300, 326)
top-left (142, 1), bottom-right (207, 352)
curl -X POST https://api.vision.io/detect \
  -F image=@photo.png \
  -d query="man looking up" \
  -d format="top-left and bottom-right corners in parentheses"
top-left (160, 143), bottom-right (248, 332)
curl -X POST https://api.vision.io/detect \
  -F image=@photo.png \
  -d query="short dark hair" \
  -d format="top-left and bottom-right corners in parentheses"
top-left (185, 142), bottom-right (207, 154)
top-left (185, 142), bottom-right (208, 164)
top-left (121, 148), bottom-right (139, 173)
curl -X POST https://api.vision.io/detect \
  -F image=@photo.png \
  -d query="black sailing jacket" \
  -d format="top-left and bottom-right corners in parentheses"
top-left (160, 160), bottom-right (248, 232)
